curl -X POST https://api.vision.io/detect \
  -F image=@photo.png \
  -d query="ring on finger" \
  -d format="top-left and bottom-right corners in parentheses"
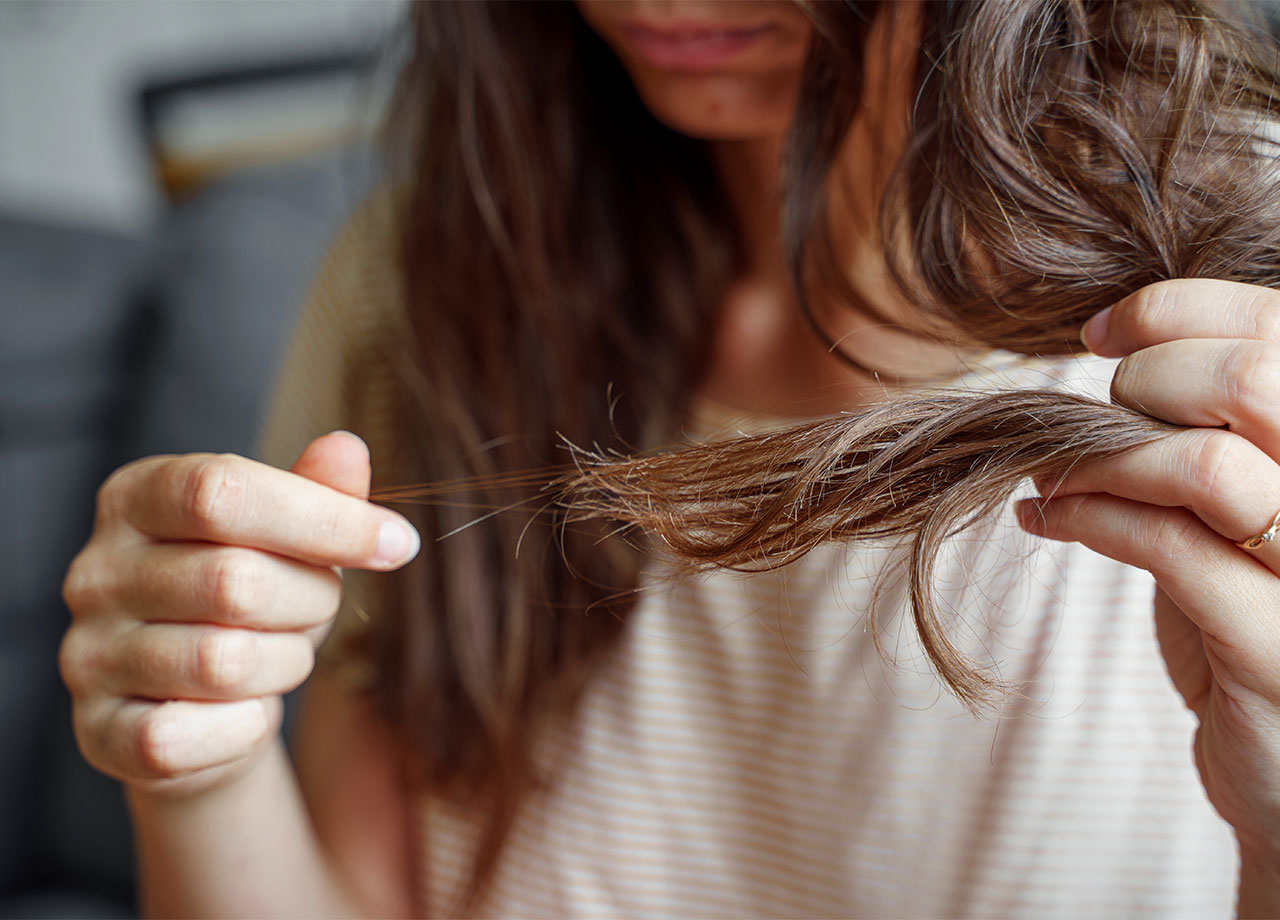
top-left (1237, 508), bottom-right (1280, 550)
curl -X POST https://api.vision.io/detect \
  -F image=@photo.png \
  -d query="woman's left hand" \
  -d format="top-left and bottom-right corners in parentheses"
top-left (1017, 278), bottom-right (1280, 915)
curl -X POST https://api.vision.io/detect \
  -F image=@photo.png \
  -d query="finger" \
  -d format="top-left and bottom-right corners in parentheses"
top-left (104, 624), bottom-right (315, 701)
top-left (1017, 494), bottom-right (1280, 699)
top-left (290, 431), bottom-right (372, 500)
top-left (1037, 427), bottom-right (1280, 575)
top-left (1082, 279), bottom-right (1280, 357)
top-left (1108, 339), bottom-right (1280, 460)
top-left (1153, 587), bottom-right (1213, 719)
top-left (123, 543), bottom-right (342, 631)
top-left (108, 453), bottom-right (419, 571)
top-left (79, 696), bottom-right (280, 783)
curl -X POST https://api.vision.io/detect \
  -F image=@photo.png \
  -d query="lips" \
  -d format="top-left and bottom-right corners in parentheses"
top-left (619, 20), bottom-right (776, 70)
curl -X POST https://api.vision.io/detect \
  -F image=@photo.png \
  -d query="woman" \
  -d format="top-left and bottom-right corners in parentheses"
top-left (60, 1), bottom-right (1280, 915)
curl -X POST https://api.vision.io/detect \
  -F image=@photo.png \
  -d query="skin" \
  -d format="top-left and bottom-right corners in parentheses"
top-left (1020, 279), bottom-right (1280, 917)
top-left (578, 0), bottom-right (968, 416)
top-left (573, 0), bottom-right (810, 141)
top-left (59, 2), bottom-right (1280, 916)
top-left (63, 433), bottom-right (419, 917)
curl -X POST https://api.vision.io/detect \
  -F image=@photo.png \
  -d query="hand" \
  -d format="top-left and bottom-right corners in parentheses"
top-left (60, 432), bottom-right (420, 797)
top-left (1016, 279), bottom-right (1280, 899)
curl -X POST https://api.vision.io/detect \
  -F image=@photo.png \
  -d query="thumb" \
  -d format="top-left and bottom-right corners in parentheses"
top-left (289, 431), bottom-right (372, 500)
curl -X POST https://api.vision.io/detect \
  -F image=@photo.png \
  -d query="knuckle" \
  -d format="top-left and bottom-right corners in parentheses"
top-left (1224, 341), bottom-right (1280, 422)
top-left (1109, 355), bottom-right (1138, 403)
top-left (68, 703), bottom-right (101, 761)
top-left (1119, 282), bottom-right (1178, 340)
top-left (204, 549), bottom-right (266, 625)
top-left (135, 704), bottom-right (184, 777)
top-left (194, 629), bottom-right (258, 696)
top-left (181, 455), bottom-right (246, 536)
top-left (1185, 430), bottom-right (1238, 499)
top-left (62, 550), bottom-right (109, 615)
top-left (94, 472), bottom-right (125, 521)
top-left (1251, 301), bottom-right (1280, 344)
top-left (58, 627), bottom-right (99, 696)
top-left (94, 456), bottom-right (153, 521)
top-left (71, 704), bottom-right (121, 780)
top-left (1147, 510), bottom-right (1202, 572)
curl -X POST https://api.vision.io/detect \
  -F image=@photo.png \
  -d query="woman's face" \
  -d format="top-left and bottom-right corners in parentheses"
top-left (574, 0), bottom-right (812, 141)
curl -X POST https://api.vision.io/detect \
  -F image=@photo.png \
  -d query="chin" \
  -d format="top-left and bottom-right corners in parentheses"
top-left (629, 71), bottom-right (801, 141)
top-left (574, 0), bottom-right (811, 142)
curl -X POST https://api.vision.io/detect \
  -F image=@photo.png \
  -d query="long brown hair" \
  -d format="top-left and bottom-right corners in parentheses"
top-left (364, 0), bottom-right (1280, 910)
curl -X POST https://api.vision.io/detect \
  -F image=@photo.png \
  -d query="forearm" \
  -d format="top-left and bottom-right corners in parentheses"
top-left (128, 739), bottom-right (363, 920)
top-left (1237, 847), bottom-right (1280, 920)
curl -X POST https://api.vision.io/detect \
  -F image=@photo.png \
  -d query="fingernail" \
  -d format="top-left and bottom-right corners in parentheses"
top-left (330, 430), bottom-right (369, 453)
top-left (375, 518), bottom-right (421, 566)
top-left (1081, 306), bottom-right (1112, 353)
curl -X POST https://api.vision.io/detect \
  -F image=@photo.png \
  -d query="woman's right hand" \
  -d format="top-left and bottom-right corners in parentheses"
top-left (59, 431), bottom-right (420, 798)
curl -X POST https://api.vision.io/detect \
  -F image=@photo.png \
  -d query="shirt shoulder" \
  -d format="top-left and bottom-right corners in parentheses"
top-left (257, 190), bottom-right (405, 470)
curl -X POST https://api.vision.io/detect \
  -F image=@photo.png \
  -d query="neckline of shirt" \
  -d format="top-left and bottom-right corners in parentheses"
top-left (684, 348), bottom-right (1052, 441)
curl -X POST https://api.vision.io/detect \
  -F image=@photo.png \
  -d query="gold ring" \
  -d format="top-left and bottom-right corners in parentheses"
top-left (1238, 509), bottom-right (1280, 550)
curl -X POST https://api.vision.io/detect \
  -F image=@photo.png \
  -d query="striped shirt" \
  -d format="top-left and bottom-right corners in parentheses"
top-left (263, 200), bottom-right (1239, 918)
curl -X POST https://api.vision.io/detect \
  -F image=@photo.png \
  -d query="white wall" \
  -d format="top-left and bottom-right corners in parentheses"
top-left (0, 0), bottom-right (403, 233)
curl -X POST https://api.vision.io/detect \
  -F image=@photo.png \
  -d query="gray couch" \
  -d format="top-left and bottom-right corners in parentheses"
top-left (0, 147), bottom-right (377, 917)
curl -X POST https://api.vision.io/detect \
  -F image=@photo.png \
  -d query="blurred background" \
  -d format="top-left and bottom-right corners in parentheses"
top-left (1, 1), bottom-right (403, 915)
